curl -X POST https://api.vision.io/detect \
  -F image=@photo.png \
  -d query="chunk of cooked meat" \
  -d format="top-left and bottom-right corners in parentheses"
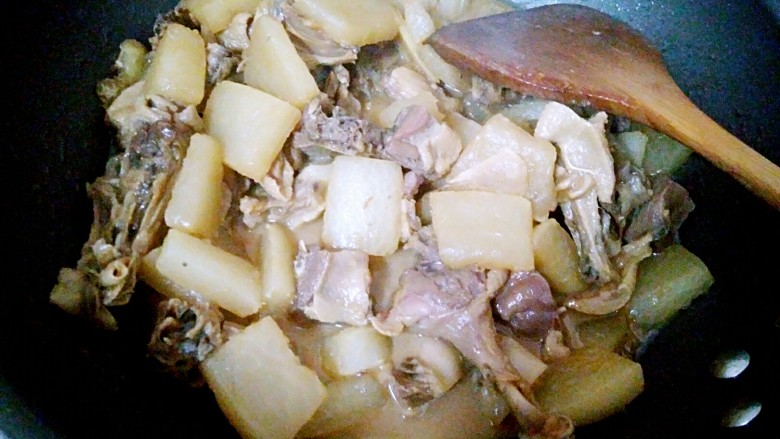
top-left (384, 105), bottom-right (463, 178)
top-left (624, 175), bottom-right (694, 248)
top-left (294, 244), bottom-right (371, 326)
top-left (206, 42), bottom-right (239, 86)
top-left (372, 258), bottom-right (572, 438)
top-left (50, 118), bottom-right (192, 329)
top-left (148, 297), bottom-right (225, 383)
top-left (292, 98), bottom-right (385, 157)
top-left (566, 233), bottom-right (653, 315)
top-left (240, 163), bottom-right (331, 231)
top-left (494, 271), bottom-right (558, 340)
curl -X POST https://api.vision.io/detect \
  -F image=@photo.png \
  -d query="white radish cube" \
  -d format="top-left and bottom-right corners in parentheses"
top-left (429, 191), bottom-right (534, 271)
top-left (322, 156), bottom-right (403, 256)
top-left (322, 325), bottom-right (391, 376)
top-left (184, 0), bottom-right (261, 33)
top-left (204, 80), bottom-right (301, 182)
top-left (448, 114), bottom-right (557, 221)
top-left (202, 317), bottom-right (326, 439)
top-left (164, 134), bottom-right (224, 238)
top-left (294, 0), bottom-right (400, 47)
top-left (244, 15), bottom-right (320, 109)
top-left (155, 229), bottom-right (263, 317)
top-left (143, 23), bottom-right (206, 106)
top-left (259, 223), bottom-right (297, 313)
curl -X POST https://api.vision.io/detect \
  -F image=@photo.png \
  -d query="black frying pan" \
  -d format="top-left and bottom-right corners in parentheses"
top-left (3, 0), bottom-right (779, 438)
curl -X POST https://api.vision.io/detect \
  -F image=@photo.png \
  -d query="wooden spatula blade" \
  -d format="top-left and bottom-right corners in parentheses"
top-left (428, 5), bottom-right (668, 120)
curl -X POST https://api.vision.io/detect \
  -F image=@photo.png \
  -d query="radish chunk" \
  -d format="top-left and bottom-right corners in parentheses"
top-left (293, 0), bottom-right (400, 47)
top-left (204, 80), bottom-right (301, 182)
top-left (202, 317), bottom-right (326, 439)
top-left (155, 229), bottom-right (263, 317)
top-left (184, 0), bottom-right (261, 33)
top-left (298, 375), bottom-right (386, 438)
top-left (322, 156), bottom-right (404, 256)
top-left (322, 325), bottom-right (391, 376)
top-left (164, 134), bottom-right (224, 238)
top-left (447, 114), bottom-right (557, 221)
top-left (259, 223), bottom-right (297, 313)
top-left (533, 347), bottom-right (644, 426)
top-left (143, 23), bottom-right (206, 106)
top-left (430, 191), bottom-right (534, 271)
top-left (244, 15), bottom-right (320, 109)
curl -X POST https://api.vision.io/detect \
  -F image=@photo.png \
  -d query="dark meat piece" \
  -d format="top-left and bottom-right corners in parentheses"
top-left (148, 297), bottom-right (224, 383)
top-left (50, 119), bottom-right (191, 329)
top-left (494, 271), bottom-right (558, 340)
top-left (624, 175), bottom-right (694, 248)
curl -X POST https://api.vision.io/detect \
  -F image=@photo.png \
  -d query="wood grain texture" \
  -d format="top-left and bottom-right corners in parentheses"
top-left (428, 4), bottom-right (780, 209)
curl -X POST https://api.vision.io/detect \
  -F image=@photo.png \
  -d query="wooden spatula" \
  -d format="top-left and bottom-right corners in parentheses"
top-left (428, 4), bottom-right (780, 209)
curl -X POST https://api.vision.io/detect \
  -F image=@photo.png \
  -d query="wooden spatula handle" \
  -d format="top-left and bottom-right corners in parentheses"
top-left (650, 97), bottom-right (780, 209)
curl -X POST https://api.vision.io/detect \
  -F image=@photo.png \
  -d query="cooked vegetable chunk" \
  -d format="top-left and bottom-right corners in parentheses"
top-left (202, 317), bottom-right (326, 439)
top-left (322, 325), bottom-right (391, 376)
top-left (164, 134), bottom-right (224, 238)
top-left (498, 335), bottom-right (547, 385)
top-left (322, 156), bottom-right (404, 256)
top-left (244, 15), bottom-right (320, 108)
top-left (577, 313), bottom-right (630, 352)
top-left (97, 39), bottom-right (148, 106)
top-left (259, 223), bottom-right (297, 313)
top-left (628, 244), bottom-right (713, 330)
top-left (532, 218), bottom-right (587, 300)
top-left (144, 23), bottom-right (206, 106)
top-left (204, 80), bottom-right (301, 182)
top-left (184, 0), bottom-right (261, 33)
top-left (447, 114), bottom-right (557, 220)
top-left (294, 0), bottom-right (400, 46)
top-left (429, 190), bottom-right (534, 271)
top-left (298, 375), bottom-right (386, 438)
top-left (391, 332), bottom-right (464, 406)
top-left (533, 347), bottom-right (644, 425)
top-left (155, 229), bottom-right (263, 317)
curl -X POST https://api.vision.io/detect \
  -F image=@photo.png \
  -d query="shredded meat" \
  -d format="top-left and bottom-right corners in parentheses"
top-left (148, 297), bottom-right (225, 383)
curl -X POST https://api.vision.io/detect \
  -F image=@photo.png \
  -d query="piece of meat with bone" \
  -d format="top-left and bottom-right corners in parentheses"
top-left (275, 0), bottom-right (358, 69)
top-left (148, 297), bottom-right (225, 383)
top-left (294, 244), bottom-right (371, 326)
top-left (206, 42), bottom-right (239, 86)
top-left (494, 271), bottom-right (559, 340)
top-left (292, 98), bottom-right (384, 157)
top-left (50, 117), bottom-right (192, 329)
top-left (536, 102), bottom-right (618, 284)
top-left (372, 260), bottom-right (572, 438)
top-left (384, 105), bottom-right (462, 178)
